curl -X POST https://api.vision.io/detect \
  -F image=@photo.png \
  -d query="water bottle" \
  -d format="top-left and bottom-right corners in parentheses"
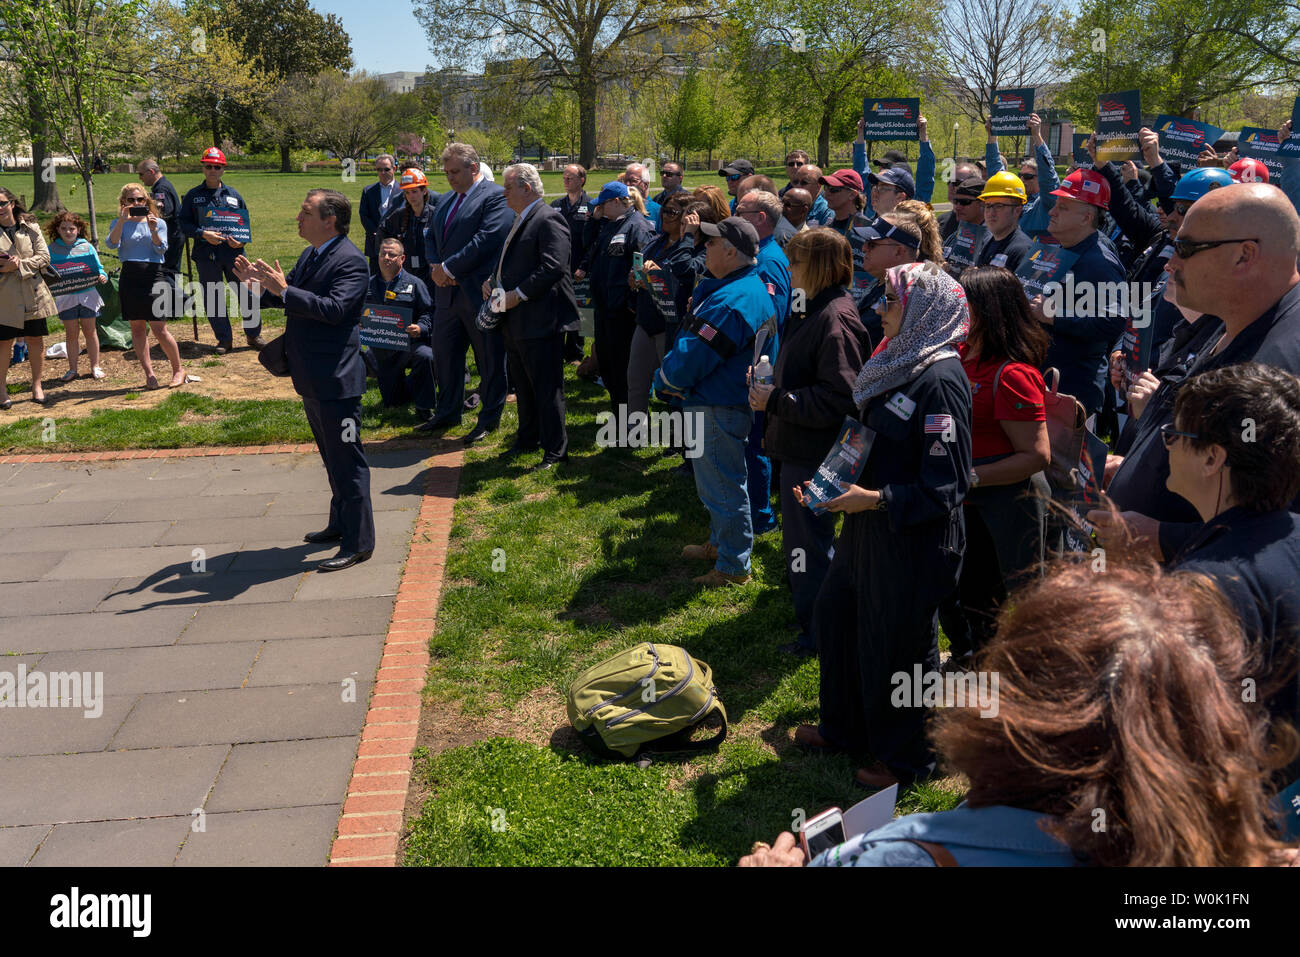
top-left (754, 354), bottom-right (774, 386)
top-left (11, 341), bottom-right (26, 364)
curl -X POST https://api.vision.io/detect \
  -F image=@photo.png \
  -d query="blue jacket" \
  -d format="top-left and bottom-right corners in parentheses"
top-left (368, 267), bottom-right (433, 347)
top-left (755, 234), bottom-right (792, 352)
top-left (180, 181), bottom-right (248, 263)
top-left (986, 142), bottom-right (1059, 240)
top-left (645, 197), bottom-right (662, 231)
top-left (1042, 230), bottom-right (1127, 415)
top-left (655, 263), bottom-right (774, 407)
top-left (853, 140), bottom-right (938, 210)
top-left (807, 193), bottom-right (834, 226)
top-left (809, 803), bottom-right (1077, 867)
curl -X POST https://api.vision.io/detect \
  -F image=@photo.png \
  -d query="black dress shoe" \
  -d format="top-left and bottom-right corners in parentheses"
top-left (532, 455), bottom-right (569, 472)
top-left (318, 549), bottom-right (373, 572)
top-left (499, 444), bottom-right (538, 461)
top-left (414, 417), bottom-right (459, 434)
top-left (304, 529), bottom-right (343, 544)
top-left (464, 426), bottom-right (495, 446)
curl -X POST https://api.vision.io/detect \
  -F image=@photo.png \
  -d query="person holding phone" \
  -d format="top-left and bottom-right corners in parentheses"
top-left (0, 186), bottom-right (58, 408)
top-left (45, 211), bottom-right (109, 383)
top-left (108, 184), bottom-right (184, 390)
top-left (792, 261), bottom-right (972, 791)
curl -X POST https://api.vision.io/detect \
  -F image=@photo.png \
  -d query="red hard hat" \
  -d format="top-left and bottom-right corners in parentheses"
top-left (398, 168), bottom-right (428, 190)
top-left (1228, 158), bottom-right (1269, 184)
top-left (1050, 168), bottom-right (1110, 208)
top-left (202, 147), bottom-right (227, 166)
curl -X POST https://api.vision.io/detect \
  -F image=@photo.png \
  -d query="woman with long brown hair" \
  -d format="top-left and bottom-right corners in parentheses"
top-left (940, 265), bottom-right (1052, 667)
top-left (742, 562), bottom-right (1299, 866)
top-left (0, 186), bottom-right (58, 408)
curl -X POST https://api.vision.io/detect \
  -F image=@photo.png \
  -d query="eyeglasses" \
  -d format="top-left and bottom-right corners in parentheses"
top-left (663, 170), bottom-right (683, 177)
top-left (1172, 201), bottom-right (1193, 216)
top-left (825, 185), bottom-right (851, 194)
top-left (1171, 236), bottom-right (1258, 260)
top-left (1160, 423), bottom-right (1199, 448)
top-left (952, 197), bottom-right (980, 207)
top-left (785, 160), bottom-right (805, 168)
top-left (662, 208), bottom-right (683, 218)
top-left (884, 292), bottom-right (901, 305)
top-left (870, 183), bottom-right (901, 194)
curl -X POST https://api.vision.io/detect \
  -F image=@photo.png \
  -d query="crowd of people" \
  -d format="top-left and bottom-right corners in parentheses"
top-left (4, 115), bottom-right (1300, 865)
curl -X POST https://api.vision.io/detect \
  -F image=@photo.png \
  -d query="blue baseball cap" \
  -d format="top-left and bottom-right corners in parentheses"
top-left (595, 181), bottom-right (629, 205)
top-left (867, 166), bottom-right (916, 199)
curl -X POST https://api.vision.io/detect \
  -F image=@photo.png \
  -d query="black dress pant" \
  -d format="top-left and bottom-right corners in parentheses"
top-left (373, 343), bottom-right (436, 414)
top-left (778, 459), bottom-right (838, 648)
top-left (302, 394), bottom-right (375, 554)
top-left (432, 287), bottom-right (506, 430)
top-left (503, 328), bottom-right (567, 459)
top-left (594, 302), bottom-right (634, 414)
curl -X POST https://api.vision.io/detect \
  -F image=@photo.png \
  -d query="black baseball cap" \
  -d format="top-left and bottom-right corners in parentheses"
top-left (954, 176), bottom-right (986, 199)
top-left (853, 216), bottom-right (920, 250)
top-left (719, 159), bottom-right (755, 179)
top-left (698, 216), bottom-right (760, 258)
top-left (873, 149), bottom-right (909, 169)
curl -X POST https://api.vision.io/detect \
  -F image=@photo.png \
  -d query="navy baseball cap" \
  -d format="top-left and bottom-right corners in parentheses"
top-left (867, 167), bottom-right (916, 199)
top-left (853, 216), bottom-right (920, 250)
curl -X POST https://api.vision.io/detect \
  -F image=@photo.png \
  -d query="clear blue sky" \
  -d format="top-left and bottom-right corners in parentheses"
top-left (312, 0), bottom-right (433, 74)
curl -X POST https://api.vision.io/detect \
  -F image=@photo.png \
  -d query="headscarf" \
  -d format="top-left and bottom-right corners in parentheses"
top-left (852, 261), bottom-right (969, 409)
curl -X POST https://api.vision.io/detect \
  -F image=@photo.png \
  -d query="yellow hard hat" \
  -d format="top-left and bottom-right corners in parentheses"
top-left (978, 171), bottom-right (1027, 203)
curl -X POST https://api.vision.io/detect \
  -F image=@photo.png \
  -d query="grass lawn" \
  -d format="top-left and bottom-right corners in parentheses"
top-left (402, 368), bottom-right (964, 867)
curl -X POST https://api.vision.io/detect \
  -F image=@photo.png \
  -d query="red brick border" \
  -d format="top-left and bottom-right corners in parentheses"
top-left (329, 447), bottom-right (463, 866)
top-left (0, 444), bottom-right (318, 464)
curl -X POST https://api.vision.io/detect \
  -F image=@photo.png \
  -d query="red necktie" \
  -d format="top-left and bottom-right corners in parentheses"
top-left (442, 192), bottom-right (465, 239)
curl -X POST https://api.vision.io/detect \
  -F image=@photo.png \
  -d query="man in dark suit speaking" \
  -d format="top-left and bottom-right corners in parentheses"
top-left (233, 189), bottom-right (376, 571)
top-left (482, 163), bottom-right (579, 469)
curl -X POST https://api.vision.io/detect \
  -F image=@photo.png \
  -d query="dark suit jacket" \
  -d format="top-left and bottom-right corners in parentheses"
top-left (496, 202), bottom-right (580, 340)
top-left (360, 181), bottom-right (406, 259)
top-left (258, 235), bottom-right (370, 401)
top-left (425, 180), bottom-right (513, 311)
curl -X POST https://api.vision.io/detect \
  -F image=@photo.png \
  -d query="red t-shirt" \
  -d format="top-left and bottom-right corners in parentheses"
top-left (960, 345), bottom-right (1047, 460)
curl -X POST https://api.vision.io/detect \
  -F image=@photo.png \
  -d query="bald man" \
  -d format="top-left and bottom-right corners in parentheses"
top-left (1092, 183), bottom-right (1300, 558)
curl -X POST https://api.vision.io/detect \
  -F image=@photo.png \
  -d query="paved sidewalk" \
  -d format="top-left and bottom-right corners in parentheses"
top-left (0, 445), bottom-right (446, 866)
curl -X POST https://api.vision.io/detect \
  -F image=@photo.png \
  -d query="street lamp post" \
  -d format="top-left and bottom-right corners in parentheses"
top-left (517, 125), bottom-right (525, 162)
top-left (952, 121), bottom-right (959, 161)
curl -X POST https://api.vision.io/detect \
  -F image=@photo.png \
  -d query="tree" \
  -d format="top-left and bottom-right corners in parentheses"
top-left (297, 71), bottom-right (423, 163)
top-left (725, 0), bottom-right (937, 166)
top-left (936, 0), bottom-right (1061, 125)
top-left (0, 0), bottom-right (148, 238)
top-left (656, 71), bottom-right (707, 162)
top-left (412, 0), bottom-right (721, 168)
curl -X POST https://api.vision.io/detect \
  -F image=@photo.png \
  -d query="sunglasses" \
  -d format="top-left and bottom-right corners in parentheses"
top-left (662, 208), bottom-right (683, 218)
top-left (726, 174), bottom-right (743, 181)
top-left (792, 180), bottom-right (817, 188)
top-left (0, 200), bottom-right (10, 208)
top-left (1172, 201), bottom-right (1193, 216)
top-left (1171, 236), bottom-right (1257, 260)
top-left (825, 185), bottom-right (852, 194)
top-left (952, 197), bottom-right (980, 207)
top-left (1021, 173), bottom-right (1038, 181)
top-left (1160, 423), bottom-right (1199, 448)
top-left (785, 160), bottom-right (805, 167)
top-left (663, 170), bottom-right (683, 177)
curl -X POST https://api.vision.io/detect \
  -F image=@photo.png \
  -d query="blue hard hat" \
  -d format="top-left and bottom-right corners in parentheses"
top-left (1169, 167), bottom-right (1234, 203)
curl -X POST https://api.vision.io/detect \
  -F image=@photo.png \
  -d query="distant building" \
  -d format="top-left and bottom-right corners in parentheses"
top-left (377, 71), bottom-right (422, 94)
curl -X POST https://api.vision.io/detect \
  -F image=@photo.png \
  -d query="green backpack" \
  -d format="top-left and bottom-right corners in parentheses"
top-left (566, 642), bottom-right (727, 760)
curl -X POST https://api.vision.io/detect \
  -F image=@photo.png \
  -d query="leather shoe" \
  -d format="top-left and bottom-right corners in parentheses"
top-left (499, 443), bottom-right (539, 461)
top-left (854, 762), bottom-right (900, 791)
top-left (414, 417), bottom-right (459, 434)
top-left (215, 340), bottom-right (233, 355)
top-left (463, 426), bottom-right (495, 446)
top-left (532, 455), bottom-right (568, 471)
top-left (304, 528), bottom-right (342, 544)
top-left (793, 725), bottom-right (839, 753)
top-left (246, 334), bottom-right (268, 349)
top-left (318, 549), bottom-right (373, 572)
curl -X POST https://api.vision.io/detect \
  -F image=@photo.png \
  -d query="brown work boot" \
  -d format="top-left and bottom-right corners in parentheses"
top-left (246, 333), bottom-right (268, 350)
top-left (680, 542), bottom-right (719, 561)
top-left (692, 568), bottom-right (750, 587)
top-left (214, 340), bottom-right (233, 355)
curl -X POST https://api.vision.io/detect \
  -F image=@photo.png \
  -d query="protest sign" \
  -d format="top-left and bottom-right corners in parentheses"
top-left (1238, 127), bottom-right (1286, 182)
top-left (804, 416), bottom-right (874, 513)
top-left (1072, 133), bottom-right (1091, 166)
top-left (945, 221), bottom-right (987, 276)
top-left (359, 302), bottom-right (412, 350)
top-left (46, 251), bottom-right (101, 296)
top-left (1120, 309), bottom-right (1157, 384)
top-left (201, 206), bottom-right (251, 243)
top-left (991, 88), bottom-right (1034, 137)
top-left (1278, 97), bottom-right (1300, 159)
top-left (1153, 115), bottom-right (1225, 166)
top-left (644, 267), bottom-right (678, 324)
top-left (1096, 90), bottom-right (1142, 162)
top-left (1053, 429), bottom-right (1109, 554)
top-left (1015, 240), bottom-right (1080, 300)
top-left (862, 97), bottom-right (920, 141)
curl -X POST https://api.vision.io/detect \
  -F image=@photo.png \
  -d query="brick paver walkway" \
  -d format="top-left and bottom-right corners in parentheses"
top-left (0, 444), bottom-right (459, 866)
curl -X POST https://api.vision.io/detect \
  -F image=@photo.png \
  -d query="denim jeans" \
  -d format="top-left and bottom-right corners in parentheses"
top-left (692, 404), bottom-right (753, 575)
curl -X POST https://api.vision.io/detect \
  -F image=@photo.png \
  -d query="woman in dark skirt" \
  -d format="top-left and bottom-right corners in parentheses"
top-left (0, 186), bottom-right (58, 408)
top-left (794, 260), bottom-right (973, 791)
top-left (108, 183), bottom-right (184, 389)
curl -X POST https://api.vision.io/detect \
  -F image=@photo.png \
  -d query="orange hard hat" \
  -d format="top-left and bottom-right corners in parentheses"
top-left (399, 168), bottom-right (428, 190)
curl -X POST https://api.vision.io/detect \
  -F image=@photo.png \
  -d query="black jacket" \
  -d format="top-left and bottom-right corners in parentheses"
top-left (149, 175), bottom-right (183, 273)
top-left (634, 233), bottom-right (695, 337)
top-left (367, 267), bottom-right (433, 347)
top-left (764, 287), bottom-right (873, 468)
top-left (583, 211), bottom-right (655, 316)
top-left (360, 181), bottom-right (406, 259)
top-left (378, 195), bottom-right (439, 276)
top-left (551, 191), bottom-right (592, 273)
top-left (495, 202), bottom-right (579, 340)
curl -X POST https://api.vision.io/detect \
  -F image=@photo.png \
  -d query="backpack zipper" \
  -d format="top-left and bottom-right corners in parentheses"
top-left (604, 654), bottom-right (694, 728)
top-left (583, 643), bottom-right (660, 718)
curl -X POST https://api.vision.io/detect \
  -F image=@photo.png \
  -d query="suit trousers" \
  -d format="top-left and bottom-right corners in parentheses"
top-left (195, 254), bottom-right (260, 342)
top-left (373, 344), bottom-right (436, 414)
top-left (432, 287), bottom-right (506, 429)
top-left (302, 394), bottom-right (375, 554)
top-left (594, 304), bottom-right (635, 414)
top-left (503, 329), bottom-right (568, 459)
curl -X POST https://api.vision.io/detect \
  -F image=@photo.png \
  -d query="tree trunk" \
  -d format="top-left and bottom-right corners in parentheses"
top-left (578, 76), bottom-right (598, 169)
top-left (82, 168), bottom-right (98, 245)
top-left (817, 110), bottom-right (832, 168)
top-left (211, 108), bottom-right (221, 149)
top-left (280, 141), bottom-right (292, 174)
top-left (25, 79), bottom-right (62, 213)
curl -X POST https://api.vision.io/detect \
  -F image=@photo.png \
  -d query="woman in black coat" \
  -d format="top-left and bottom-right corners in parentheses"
top-left (794, 260), bottom-right (973, 791)
top-left (748, 228), bottom-right (871, 655)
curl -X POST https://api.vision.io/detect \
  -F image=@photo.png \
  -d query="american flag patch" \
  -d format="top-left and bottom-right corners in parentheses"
top-left (924, 414), bottom-right (952, 433)
top-left (697, 323), bottom-right (717, 341)
top-left (766, 282), bottom-right (775, 296)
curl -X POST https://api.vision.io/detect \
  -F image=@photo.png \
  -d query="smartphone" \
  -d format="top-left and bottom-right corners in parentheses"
top-left (632, 251), bottom-right (644, 272)
top-left (128, 205), bottom-right (148, 216)
top-left (800, 807), bottom-right (846, 859)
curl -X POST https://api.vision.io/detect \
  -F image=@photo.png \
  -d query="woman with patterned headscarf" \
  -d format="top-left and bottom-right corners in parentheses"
top-left (793, 260), bottom-right (974, 792)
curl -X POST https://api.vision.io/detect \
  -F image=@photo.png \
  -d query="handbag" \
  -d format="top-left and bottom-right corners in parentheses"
top-left (1041, 367), bottom-right (1086, 490)
top-left (257, 333), bottom-right (291, 376)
